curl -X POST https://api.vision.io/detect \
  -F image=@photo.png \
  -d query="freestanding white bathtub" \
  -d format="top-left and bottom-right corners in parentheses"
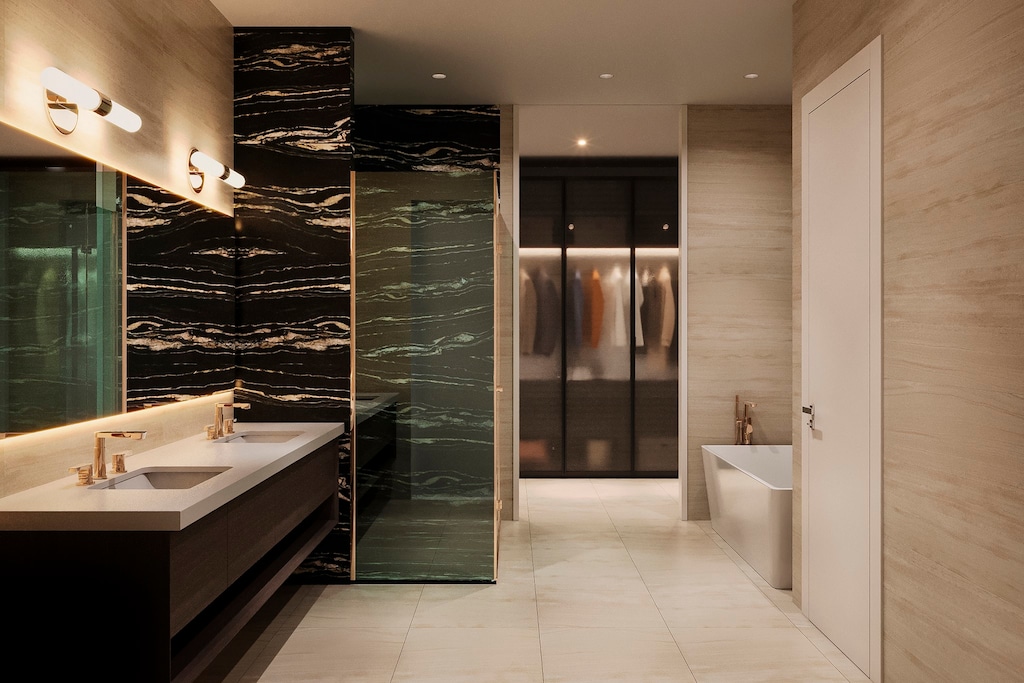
top-left (701, 444), bottom-right (793, 589)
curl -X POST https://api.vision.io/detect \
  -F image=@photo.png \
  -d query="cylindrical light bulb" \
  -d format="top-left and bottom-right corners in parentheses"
top-left (222, 168), bottom-right (245, 189)
top-left (41, 67), bottom-right (102, 111)
top-left (102, 101), bottom-right (142, 132)
top-left (189, 150), bottom-right (226, 177)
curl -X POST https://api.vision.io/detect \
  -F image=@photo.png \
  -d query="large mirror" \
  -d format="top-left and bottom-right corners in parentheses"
top-left (0, 122), bottom-right (236, 436)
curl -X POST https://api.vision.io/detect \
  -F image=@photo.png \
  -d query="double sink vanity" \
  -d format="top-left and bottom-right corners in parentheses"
top-left (0, 420), bottom-right (345, 682)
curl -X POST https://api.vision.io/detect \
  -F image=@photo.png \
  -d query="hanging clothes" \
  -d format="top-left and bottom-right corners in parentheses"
top-left (634, 269), bottom-right (645, 348)
top-left (533, 268), bottom-right (560, 356)
top-left (639, 267), bottom-right (662, 349)
top-left (657, 265), bottom-right (675, 348)
top-left (568, 269), bottom-right (584, 348)
top-left (520, 269), bottom-right (537, 355)
top-left (610, 265), bottom-right (627, 347)
top-left (588, 268), bottom-right (604, 348)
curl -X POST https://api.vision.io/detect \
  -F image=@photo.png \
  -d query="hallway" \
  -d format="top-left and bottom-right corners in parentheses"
top-left (203, 479), bottom-right (867, 682)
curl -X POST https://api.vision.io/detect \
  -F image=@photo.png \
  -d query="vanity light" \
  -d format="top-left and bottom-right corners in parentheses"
top-left (188, 148), bottom-right (245, 192)
top-left (577, 138), bottom-right (588, 147)
top-left (41, 67), bottom-right (142, 134)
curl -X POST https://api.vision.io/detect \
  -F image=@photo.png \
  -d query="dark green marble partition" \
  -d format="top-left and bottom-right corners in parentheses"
top-left (354, 171), bottom-right (495, 582)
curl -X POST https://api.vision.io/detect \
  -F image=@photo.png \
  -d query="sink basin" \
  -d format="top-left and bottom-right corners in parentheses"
top-left (90, 467), bottom-right (231, 490)
top-left (218, 430), bottom-right (303, 444)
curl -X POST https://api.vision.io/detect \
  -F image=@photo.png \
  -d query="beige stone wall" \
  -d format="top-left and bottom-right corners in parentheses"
top-left (793, 1), bottom-right (1024, 679)
top-left (685, 105), bottom-right (793, 519)
top-left (0, 391), bottom-right (233, 498)
top-left (0, 0), bottom-right (234, 214)
top-left (498, 105), bottom-right (515, 520)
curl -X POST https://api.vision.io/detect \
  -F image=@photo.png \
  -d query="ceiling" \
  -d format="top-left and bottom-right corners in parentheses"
top-left (209, 0), bottom-right (793, 106)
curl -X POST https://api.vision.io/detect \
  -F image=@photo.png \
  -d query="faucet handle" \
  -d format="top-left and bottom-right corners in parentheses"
top-left (68, 464), bottom-right (94, 486)
top-left (111, 452), bottom-right (130, 474)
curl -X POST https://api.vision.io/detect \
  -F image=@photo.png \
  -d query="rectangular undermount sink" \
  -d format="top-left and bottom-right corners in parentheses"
top-left (218, 431), bottom-right (303, 444)
top-left (90, 467), bottom-right (231, 490)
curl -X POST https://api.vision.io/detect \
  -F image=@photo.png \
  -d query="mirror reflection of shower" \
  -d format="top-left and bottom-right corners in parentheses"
top-left (1, 165), bottom-right (123, 435)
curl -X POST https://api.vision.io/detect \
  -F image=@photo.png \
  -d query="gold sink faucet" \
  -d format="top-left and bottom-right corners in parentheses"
top-left (734, 396), bottom-right (758, 445)
top-left (93, 431), bottom-right (147, 480)
top-left (211, 402), bottom-right (251, 439)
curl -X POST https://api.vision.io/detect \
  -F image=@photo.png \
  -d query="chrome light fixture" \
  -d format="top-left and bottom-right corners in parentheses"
top-left (188, 148), bottom-right (245, 192)
top-left (41, 67), bottom-right (142, 134)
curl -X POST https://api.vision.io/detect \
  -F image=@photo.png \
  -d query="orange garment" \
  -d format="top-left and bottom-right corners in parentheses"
top-left (588, 269), bottom-right (604, 348)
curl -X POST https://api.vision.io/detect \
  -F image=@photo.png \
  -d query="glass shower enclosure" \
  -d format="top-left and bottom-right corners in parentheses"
top-left (352, 171), bottom-right (496, 582)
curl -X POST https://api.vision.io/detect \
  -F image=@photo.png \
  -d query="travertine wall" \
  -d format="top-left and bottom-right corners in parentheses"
top-left (0, 0), bottom-right (235, 214)
top-left (0, 391), bottom-right (232, 498)
top-left (686, 106), bottom-right (793, 519)
top-left (793, 1), bottom-right (1024, 680)
top-left (498, 105), bottom-right (515, 520)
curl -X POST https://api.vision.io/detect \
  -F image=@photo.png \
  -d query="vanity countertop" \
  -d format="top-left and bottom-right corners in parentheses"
top-left (0, 422), bottom-right (345, 532)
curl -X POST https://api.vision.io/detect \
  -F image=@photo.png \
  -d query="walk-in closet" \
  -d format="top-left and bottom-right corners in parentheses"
top-left (519, 159), bottom-right (679, 477)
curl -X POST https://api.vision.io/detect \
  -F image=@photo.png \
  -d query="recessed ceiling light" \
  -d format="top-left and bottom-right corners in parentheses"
top-left (744, 73), bottom-right (759, 79)
top-left (599, 73), bottom-right (614, 79)
top-left (432, 73), bottom-right (447, 80)
top-left (577, 138), bottom-right (588, 147)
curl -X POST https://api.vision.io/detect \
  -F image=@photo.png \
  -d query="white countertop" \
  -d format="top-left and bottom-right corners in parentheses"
top-left (0, 422), bottom-right (345, 532)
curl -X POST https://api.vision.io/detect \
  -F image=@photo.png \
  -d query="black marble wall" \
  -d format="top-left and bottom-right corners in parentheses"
top-left (126, 179), bottom-right (235, 408)
top-left (353, 105), bottom-right (500, 173)
top-left (233, 28), bottom-right (353, 423)
top-left (234, 28), bottom-right (354, 582)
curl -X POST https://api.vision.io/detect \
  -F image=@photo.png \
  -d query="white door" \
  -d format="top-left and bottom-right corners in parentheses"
top-left (801, 37), bottom-right (882, 681)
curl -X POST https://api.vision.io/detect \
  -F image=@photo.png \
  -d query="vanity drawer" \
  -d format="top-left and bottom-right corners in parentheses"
top-left (226, 442), bottom-right (336, 583)
top-left (169, 511), bottom-right (229, 635)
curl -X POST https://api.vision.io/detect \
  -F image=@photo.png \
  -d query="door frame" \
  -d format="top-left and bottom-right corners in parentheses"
top-left (800, 36), bottom-right (882, 681)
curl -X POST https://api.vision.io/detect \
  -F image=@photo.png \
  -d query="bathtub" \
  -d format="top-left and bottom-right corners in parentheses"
top-left (701, 444), bottom-right (793, 589)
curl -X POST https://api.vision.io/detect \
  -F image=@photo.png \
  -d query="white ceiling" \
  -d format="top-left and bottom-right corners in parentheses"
top-left (518, 105), bottom-right (682, 157)
top-left (209, 0), bottom-right (793, 106)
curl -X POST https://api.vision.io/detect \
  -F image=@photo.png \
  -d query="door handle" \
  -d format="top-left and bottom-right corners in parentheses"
top-left (802, 404), bottom-right (815, 430)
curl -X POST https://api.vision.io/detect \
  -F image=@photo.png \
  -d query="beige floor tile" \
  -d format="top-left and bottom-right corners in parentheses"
top-left (651, 582), bottom-right (792, 628)
top-left (798, 626), bottom-right (871, 682)
top-left (391, 627), bottom-right (543, 683)
top-left (251, 627), bottom-right (407, 683)
top-left (536, 585), bottom-right (666, 628)
top-left (298, 584), bottom-right (424, 628)
top-left (412, 581), bottom-right (538, 628)
top-left (671, 628), bottom-right (848, 683)
top-left (540, 627), bottom-right (696, 683)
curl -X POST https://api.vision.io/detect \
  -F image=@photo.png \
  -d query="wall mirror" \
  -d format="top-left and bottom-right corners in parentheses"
top-left (0, 122), bottom-right (235, 437)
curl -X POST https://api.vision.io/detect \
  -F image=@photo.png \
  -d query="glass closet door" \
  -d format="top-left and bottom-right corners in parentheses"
top-left (564, 179), bottom-right (632, 473)
top-left (353, 171), bottom-right (496, 582)
top-left (519, 178), bottom-right (563, 474)
top-left (633, 177), bottom-right (680, 473)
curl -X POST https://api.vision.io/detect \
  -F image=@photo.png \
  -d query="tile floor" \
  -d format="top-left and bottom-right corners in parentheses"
top-left (200, 479), bottom-right (869, 682)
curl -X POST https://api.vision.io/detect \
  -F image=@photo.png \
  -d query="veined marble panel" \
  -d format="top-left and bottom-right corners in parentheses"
top-left (233, 28), bottom-right (353, 422)
top-left (234, 28), bottom-right (355, 582)
top-left (126, 179), bottom-right (235, 408)
top-left (354, 106), bottom-right (500, 173)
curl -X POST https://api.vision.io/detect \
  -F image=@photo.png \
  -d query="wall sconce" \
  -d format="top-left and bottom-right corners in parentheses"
top-left (188, 148), bottom-right (245, 192)
top-left (41, 67), bottom-right (142, 134)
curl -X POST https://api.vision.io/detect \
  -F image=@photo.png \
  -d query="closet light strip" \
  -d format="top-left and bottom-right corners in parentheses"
top-left (520, 247), bottom-right (562, 257)
top-left (565, 247), bottom-right (631, 257)
top-left (636, 247), bottom-right (681, 258)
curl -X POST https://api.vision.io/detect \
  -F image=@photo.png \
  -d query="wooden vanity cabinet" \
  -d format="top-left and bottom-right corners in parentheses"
top-left (0, 439), bottom-right (339, 683)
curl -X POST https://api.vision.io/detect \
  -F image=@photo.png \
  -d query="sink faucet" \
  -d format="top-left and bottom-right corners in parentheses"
top-left (94, 431), bottom-right (147, 480)
top-left (734, 396), bottom-right (758, 445)
top-left (211, 402), bottom-right (251, 439)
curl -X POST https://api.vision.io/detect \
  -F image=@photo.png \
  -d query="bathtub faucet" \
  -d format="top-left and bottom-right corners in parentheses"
top-left (734, 396), bottom-right (757, 445)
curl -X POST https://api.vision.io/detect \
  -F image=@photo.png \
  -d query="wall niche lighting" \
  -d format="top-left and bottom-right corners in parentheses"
top-left (41, 67), bottom-right (142, 134)
top-left (188, 148), bottom-right (245, 192)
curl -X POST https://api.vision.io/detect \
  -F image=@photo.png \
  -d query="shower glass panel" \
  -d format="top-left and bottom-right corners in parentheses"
top-left (0, 167), bottom-right (122, 435)
top-left (354, 171), bottom-right (495, 582)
